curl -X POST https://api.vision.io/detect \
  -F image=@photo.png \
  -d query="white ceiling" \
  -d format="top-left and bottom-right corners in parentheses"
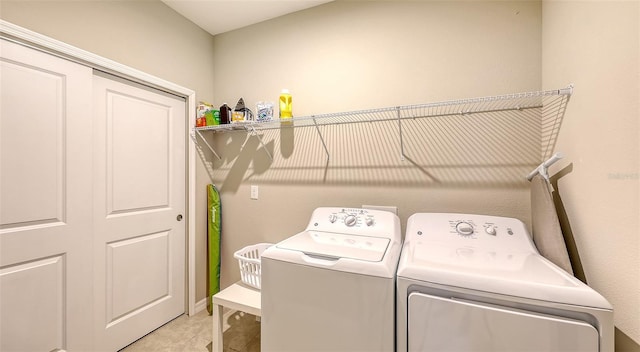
top-left (161, 0), bottom-right (333, 36)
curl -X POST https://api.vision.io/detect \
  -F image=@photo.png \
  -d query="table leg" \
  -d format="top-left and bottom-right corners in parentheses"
top-left (212, 303), bottom-right (224, 352)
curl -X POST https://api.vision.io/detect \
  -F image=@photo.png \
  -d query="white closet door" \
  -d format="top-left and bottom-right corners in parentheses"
top-left (0, 39), bottom-right (94, 351)
top-left (92, 73), bottom-right (186, 351)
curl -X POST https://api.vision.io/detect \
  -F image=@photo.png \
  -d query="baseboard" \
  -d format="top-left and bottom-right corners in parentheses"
top-left (194, 298), bottom-right (207, 314)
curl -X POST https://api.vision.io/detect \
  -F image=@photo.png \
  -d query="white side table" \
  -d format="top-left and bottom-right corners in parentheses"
top-left (211, 282), bottom-right (261, 352)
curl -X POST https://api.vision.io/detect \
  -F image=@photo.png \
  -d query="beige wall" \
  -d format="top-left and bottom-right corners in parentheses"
top-left (5, 2), bottom-right (637, 349)
top-left (542, 1), bottom-right (640, 349)
top-left (208, 0), bottom-right (541, 290)
top-left (1, 0), bottom-right (215, 302)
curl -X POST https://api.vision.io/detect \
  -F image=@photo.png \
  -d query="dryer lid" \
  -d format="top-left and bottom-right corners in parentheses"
top-left (276, 230), bottom-right (390, 262)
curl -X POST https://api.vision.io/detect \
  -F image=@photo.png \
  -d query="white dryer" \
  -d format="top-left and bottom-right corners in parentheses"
top-left (396, 213), bottom-right (613, 352)
top-left (261, 207), bottom-right (402, 352)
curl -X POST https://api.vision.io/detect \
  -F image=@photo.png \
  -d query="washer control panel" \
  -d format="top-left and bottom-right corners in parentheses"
top-left (307, 207), bottom-right (398, 237)
top-left (407, 213), bottom-right (536, 253)
top-left (326, 208), bottom-right (375, 227)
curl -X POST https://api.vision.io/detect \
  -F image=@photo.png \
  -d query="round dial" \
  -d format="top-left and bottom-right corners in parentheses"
top-left (455, 222), bottom-right (474, 236)
top-left (485, 225), bottom-right (497, 236)
top-left (344, 215), bottom-right (357, 227)
top-left (365, 217), bottom-right (374, 226)
top-left (328, 214), bottom-right (338, 223)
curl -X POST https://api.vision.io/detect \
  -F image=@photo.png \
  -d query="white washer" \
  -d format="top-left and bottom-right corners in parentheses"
top-left (397, 213), bottom-right (613, 352)
top-left (261, 207), bottom-right (402, 352)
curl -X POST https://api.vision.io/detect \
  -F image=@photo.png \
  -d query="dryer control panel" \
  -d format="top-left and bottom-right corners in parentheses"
top-left (405, 213), bottom-right (537, 254)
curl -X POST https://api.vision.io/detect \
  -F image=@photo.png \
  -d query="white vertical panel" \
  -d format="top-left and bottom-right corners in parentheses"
top-left (0, 256), bottom-right (64, 351)
top-left (107, 92), bottom-right (170, 215)
top-left (106, 231), bottom-right (170, 324)
top-left (1, 22), bottom-right (194, 350)
top-left (0, 38), bottom-right (94, 351)
top-left (0, 59), bottom-right (64, 228)
top-left (93, 72), bottom-right (185, 351)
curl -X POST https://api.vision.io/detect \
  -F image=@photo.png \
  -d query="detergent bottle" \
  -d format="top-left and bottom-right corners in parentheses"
top-left (279, 89), bottom-right (292, 119)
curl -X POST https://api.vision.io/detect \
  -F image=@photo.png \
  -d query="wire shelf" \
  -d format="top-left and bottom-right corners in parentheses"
top-left (193, 85), bottom-right (572, 162)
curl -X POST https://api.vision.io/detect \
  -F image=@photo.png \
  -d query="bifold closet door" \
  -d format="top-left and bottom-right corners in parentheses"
top-left (92, 72), bottom-right (186, 351)
top-left (0, 39), bottom-right (94, 351)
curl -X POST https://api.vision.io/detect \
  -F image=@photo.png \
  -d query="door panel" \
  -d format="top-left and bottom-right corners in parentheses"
top-left (0, 39), bottom-right (94, 351)
top-left (107, 231), bottom-right (171, 323)
top-left (93, 73), bottom-right (186, 351)
top-left (0, 56), bottom-right (64, 228)
top-left (108, 93), bottom-right (170, 213)
top-left (0, 256), bottom-right (64, 351)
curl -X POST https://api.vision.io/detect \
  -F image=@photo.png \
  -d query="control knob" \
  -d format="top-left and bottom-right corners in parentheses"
top-left (456, 222), bottom-right (474, 236)
top-left (344, 215), bottom-right (357, 227)
top-left (365, 217), bottom-right (374, 226)
top-left (328, 214), bottom-right (338, 223)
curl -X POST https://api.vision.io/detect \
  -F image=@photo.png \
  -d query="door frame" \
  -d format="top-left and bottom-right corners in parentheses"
top-left (0, 20), bottom-right (199, 316)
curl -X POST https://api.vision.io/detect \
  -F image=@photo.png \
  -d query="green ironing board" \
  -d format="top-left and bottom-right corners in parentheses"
top-left (206, 184), bottom-right (221, 314)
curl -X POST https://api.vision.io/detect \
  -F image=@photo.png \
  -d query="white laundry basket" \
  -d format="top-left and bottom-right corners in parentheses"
top-left (233, 243), bottom-right (273, 290)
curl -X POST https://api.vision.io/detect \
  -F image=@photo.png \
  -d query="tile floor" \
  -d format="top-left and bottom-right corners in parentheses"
top-left (119, 309), bottom-right (260, 352)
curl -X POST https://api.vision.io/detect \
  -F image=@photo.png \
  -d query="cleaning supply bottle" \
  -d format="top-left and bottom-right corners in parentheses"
top-left (219, 103), bottom-right (231, 124)
top-left (279, 89), bottom-right (292, 119)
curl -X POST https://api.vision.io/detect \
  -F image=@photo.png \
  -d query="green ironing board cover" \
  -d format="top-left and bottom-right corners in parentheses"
top-left (206, 184), bottom-right (221, 315)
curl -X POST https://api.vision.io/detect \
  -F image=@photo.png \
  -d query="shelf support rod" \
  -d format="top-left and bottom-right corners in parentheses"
top-left (558, 84), bottom-right (574, 96)
top-left (194, 129), bottom-right (221, 160)
top-left (244, 125), bottom-right (273, 161)
top-left (526, 152), bottom-right (564, 182)
top-left (312, 116), bottom-right (330, 161)
top-left (396, 107), bottom-right (406, 161)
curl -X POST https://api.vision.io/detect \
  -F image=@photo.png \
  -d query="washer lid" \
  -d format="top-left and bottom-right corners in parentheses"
top-left (276, 230), bottom-right (390, 262)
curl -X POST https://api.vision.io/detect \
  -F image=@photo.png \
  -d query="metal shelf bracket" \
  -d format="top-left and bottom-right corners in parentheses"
top-left (312, 116), bottom-right (330, 162)
top-left (242, 125), bottom-right (273, 161)
top-left (194, 129), bottom-right (221, 160)
top-left (396, 107), bottom-right (406, 161)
